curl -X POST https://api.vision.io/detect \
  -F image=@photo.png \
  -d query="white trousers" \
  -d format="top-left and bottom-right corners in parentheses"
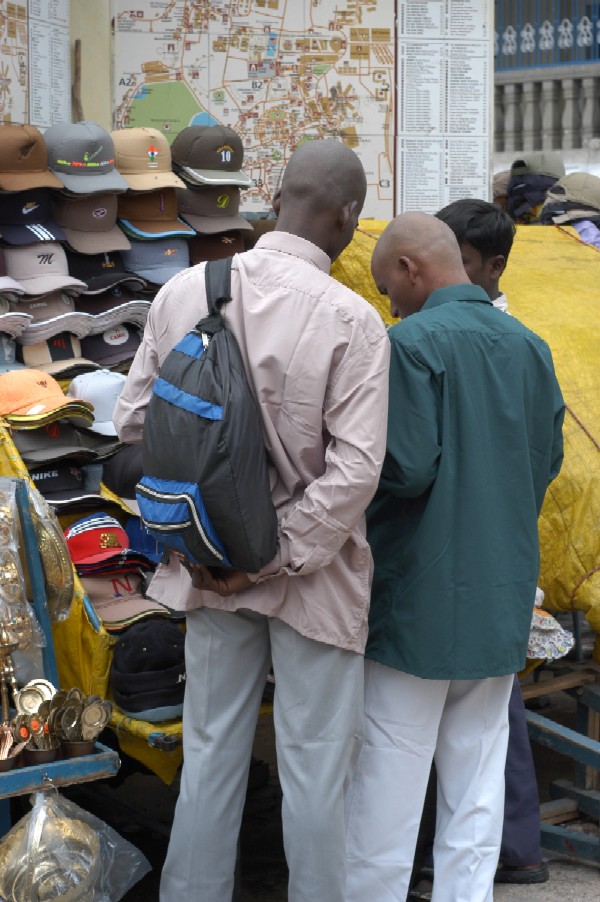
top-left (345, 660), bottom-right (513, 902)
top-left (160, 607), bottom-right (364, 902)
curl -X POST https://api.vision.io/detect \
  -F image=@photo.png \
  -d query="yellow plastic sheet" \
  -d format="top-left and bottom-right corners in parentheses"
top-left (334, 221), bottom-right (600, 663)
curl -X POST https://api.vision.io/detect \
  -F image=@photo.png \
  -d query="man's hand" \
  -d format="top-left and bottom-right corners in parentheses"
top-left (191, 566), bottom-right (253, 596)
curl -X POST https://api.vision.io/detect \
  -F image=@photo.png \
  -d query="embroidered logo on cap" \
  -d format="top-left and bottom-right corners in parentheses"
top-left (216, 143), bottom-right (235, 164)
top-left (22, 203), bottom-right (40, 215)
top-left (99, 531), bottom-right (123, 549)
top-left (103, 326), bottom-right (129, 346)
top-left (163, 248), bottom-right (177, 256)
top-left (148, 145), bottom-right (159, 168)
top-left (92, 207), bottom-right (108, 219)
top-left (216, 193), bottom-right (230, 209)
top-left (36, 253), bottom-right (54, 265)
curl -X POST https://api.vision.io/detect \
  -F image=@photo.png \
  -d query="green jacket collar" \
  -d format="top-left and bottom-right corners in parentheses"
top-left (423, 283), bottom-right (492, 311)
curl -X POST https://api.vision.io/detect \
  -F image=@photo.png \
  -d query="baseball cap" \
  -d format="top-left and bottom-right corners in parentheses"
top-left (110, 620), bottom-right (185, 719)
top-left (67, 369), bottom-right (127, 435)
top-left (111, 127), bottom-right (185, 191)
top-left (176, 185), bottom-right (252, 234)
top-left (0, 297), bottom-right (33, 339)
top-left (74, 286), bottom-right (150, 332)
top-left (83, 573), bottom-right (171, 634)
top-left (12, 420), bottom-right (121, 465)
top-left (117, 188), bottom-right (195, 239)
top-left (43, 120), bottom-right (128, 194)
top-left (0, 188), bottom-right (66, 245)
top-left (171, 125), bottom-right (251, 187)
top-left (0, 124), bottom-right (63, 191)
top-left (65, 512), bottom-right (155, 571)
top-left (29, 461), bottom-right (105, 510)
top-left (12, 292), bottom-right (93, 343)
top-left (80, 324), bottom-right (141, 368)
top-left (492, 170), bottom-right (511, 201)
top-left (17, 334), bottom-right (100, 379)
top-left (0, 368), bottom-right (94, 427)
top-left (0, 249), bottom-right (26, 298)
top-left (122, 237), bottom-right (190, 285)
top-left (0, 334), bottom-right (27, 373)
top-left (51, 193), bottom-right (131, 254)
top-left (545, 172), bottom-right (600, 212)
top-left (3, 243), bottom-right (87, 296)
top-left (65, 249), bottom-right (145, 295)
top-left (188, 231), bottom-right (245, 264)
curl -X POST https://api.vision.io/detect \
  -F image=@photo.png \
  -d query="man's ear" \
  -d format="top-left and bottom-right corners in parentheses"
top-left (399, 255), bottom-right (418, 283)
top-left (490, 254), bottom-right (507, 278)
top-left (339, 199), bottom-right (358, 228)
top-left (272, 190), bottom-right (281, 216)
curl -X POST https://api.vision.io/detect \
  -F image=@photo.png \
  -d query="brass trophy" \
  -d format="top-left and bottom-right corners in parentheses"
top-left (0, 497), bottom-right (34, 723)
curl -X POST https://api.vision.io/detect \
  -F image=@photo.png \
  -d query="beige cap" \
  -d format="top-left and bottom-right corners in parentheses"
top-left (0, 124), bottom-right (63, 191)
top-left (111, 127), bottom-right (185, 191)
top-left (3, 243), bottom-right (87, 296)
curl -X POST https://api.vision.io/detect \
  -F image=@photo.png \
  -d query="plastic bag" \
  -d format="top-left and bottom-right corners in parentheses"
top-left (0, 789), bottom-right (151, 901)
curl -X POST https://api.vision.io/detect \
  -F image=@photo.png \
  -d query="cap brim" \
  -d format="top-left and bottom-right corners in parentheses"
top-left (86, 419), bottom-right (118, 437)
top-left (0, 313), bottom-right (33, 337)
top-left (124, 265), bottom-right (185, 286)
top-left (179, 211), bottom-right (253, 233)
top-left (17, 276), bottom-right (88, 296)
top-left (55, 170), bottom-right (130, 194)
top-left (179, 165), bottom-right (252, 188)
top-left (63, 225), bottom-right (131, 254)
top-left (0, 220), bottom-right (67, 245)
top-left (118, 218), bottom-right (195, 238)
top-left (0, 361), bottom-right (27, 373)
top-left (80, 274), bottom-right (146, 295)
top-left (16, 314), bottom-right (93, 343)
top-left (0, 171), bottom-right (64, 191)
top-left (19, 359), bottom-right (100, 380)
top-left (0, 277), bottom-right (26, 295)
top-left (122, 172), bottom-right (187, 191)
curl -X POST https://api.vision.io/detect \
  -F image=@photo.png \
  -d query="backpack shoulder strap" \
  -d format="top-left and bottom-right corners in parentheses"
top-left (205, 257), bottom-right (233, 315)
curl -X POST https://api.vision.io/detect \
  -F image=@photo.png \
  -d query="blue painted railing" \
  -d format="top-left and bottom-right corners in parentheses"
top-left (495, 0), bottom-right (600, 71)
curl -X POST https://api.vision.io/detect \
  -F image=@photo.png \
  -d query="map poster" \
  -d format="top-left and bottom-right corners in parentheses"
top-left (396, 0), bottom-right (493, 213)
top-left (112, 1), bottom-right (395, 219)
top-left (0, 0), bottom-right (70, 126)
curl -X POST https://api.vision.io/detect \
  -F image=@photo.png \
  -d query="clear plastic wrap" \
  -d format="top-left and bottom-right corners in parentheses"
top-left (0, 789), bottom-right (151, 901)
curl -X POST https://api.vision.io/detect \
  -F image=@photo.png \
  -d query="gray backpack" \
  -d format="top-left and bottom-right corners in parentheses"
top-left (136, 257), bottom-right (278, 571)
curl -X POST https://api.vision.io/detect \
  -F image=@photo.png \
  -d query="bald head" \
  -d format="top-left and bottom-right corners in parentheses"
top-left (275, 140), bottom-right (367, 260)
top-left (372, 212), bottom-right (469, 318)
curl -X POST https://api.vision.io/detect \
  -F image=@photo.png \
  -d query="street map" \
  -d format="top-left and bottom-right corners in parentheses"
top-left (113, 1), bottom-right (395, 218)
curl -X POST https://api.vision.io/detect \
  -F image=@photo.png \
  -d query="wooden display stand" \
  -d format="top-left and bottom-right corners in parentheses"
top-left (0, 480), bottom-right (120, 835)
top-left (523, 661), bottom-right (600, 864)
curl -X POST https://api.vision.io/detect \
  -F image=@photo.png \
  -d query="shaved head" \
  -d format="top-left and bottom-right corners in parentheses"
top-left (371, 212), bottom-right (468, 318)
top-left (276, 140), bottom-right (367, 261)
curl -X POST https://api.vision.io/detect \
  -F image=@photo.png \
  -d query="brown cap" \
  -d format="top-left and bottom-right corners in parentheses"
top-left (51, 193), bottom-right (131, 254)
top-left (176, 185), bottom-right (252, 234)
top-left (171, 125), bottom-right (251, 187)
top-left (111, 128), bottom-right (185, 191)
top-left (0, 124), bottom-right (63, 191)
top-left (117, 188), bottom-right (195, 238)
top-left (188, 231), bottom-right (245, 265)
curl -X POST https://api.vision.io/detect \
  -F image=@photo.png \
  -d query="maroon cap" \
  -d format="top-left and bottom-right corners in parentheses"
top-left (188, 231), bottom-right (245, 265)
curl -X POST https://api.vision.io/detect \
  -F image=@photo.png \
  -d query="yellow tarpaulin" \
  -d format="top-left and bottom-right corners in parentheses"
top-left (333, 221), bottom-right (600, 662)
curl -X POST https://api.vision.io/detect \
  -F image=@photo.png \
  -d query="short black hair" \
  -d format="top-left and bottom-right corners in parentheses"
top-left (435, 199), bottom-right (516, 261)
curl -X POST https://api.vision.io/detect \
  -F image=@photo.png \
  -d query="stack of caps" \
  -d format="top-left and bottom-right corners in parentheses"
top-left (65, 513), bottom-right (170, 633)
top-left (0, 368), bottom-right (126, 512)
top-left (43, 120), bottom-right (149, 372)
top-left (110, 620), bottom-right (185, 721)
top-left (171, 125), bottom-right (252, 265)
top-left (0, 123), bottom-right (96, 377)
top-left (111, 127), bottom-right (193, 288)
top-left (541, 172), bottom-right (600, 225)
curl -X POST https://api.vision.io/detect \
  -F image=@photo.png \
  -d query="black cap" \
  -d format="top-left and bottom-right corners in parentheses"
top-left (110, 620), bottom-right (185, 714)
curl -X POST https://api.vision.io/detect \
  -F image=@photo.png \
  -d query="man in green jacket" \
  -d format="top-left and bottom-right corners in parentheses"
top-left (345, 213), bottom-right (564, 902)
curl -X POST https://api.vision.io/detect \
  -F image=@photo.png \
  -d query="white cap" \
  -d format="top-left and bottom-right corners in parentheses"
top-left (66, 368), bottom-right (126, 435)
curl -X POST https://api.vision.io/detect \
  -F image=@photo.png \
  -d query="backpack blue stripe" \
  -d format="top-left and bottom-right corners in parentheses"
top-left (152, 377), bottom-right (223, 420)
top-left (174, 332), bottom-right (205, 360)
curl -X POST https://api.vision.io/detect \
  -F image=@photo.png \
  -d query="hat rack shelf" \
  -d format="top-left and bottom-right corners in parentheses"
top-left (0, 478), bottom-right (120, 837)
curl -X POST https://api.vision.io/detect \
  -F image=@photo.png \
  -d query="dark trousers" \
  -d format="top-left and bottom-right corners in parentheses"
top-left (500, 674), bottom-right (542, 866)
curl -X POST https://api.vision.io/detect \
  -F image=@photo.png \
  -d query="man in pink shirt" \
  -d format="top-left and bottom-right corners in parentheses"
top-left (113, 140), bottom-right (390, 902)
